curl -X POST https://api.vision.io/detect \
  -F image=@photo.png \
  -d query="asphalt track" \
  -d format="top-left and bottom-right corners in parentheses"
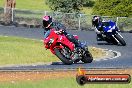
top-left (0, 26), bottom-right (132, 70)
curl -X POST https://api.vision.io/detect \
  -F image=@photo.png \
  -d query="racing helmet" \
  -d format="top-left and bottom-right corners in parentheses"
top-left (92, 16), bottom-right (102, 27)
top-left (42, 16), bottom-right (52, 28)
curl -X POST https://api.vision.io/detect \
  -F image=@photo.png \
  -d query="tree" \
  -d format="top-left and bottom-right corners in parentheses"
top-left (46, 0), bottom-right (86, 13)
top-left (83, 0), bottom-right (95, 7)
top-left (92, 0), bottom-right (132, 17)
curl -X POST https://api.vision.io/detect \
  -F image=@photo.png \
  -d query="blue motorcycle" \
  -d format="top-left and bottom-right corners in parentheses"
top-left (99, 20), bottom-right (126, 46)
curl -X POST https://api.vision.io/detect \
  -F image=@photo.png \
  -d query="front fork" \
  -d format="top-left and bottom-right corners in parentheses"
top-left (116, 31), bottom-right (123, 38)
top-left (111, 31), bottom-right (123, 43)
top-left (112, 35), bottom-right (119, 43)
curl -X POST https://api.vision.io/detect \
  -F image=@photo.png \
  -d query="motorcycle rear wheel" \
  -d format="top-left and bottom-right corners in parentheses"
top-left (81, 51), bottom-right (93, 63)
top-left (54, 48), bottom-right (73, 65)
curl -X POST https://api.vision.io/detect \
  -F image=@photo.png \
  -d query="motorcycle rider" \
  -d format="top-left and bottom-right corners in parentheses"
top-left (42, 15), bottom-right (81, 47)
top-left (92, 16), bottom-right (104, 41)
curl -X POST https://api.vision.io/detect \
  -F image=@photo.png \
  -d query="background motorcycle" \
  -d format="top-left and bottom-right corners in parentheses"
top-left (43, 29), bottom-right (93, 65)
top-left (99, 21), bottom-right (126, 46)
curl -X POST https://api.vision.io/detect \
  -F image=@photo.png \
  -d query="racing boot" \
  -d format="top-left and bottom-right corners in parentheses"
top-left (73, 39), bottom-right (82, 47)
top-left (69, 35), bottom-right (86, 48)
top-left (97, 34), bottom-right (103, 41)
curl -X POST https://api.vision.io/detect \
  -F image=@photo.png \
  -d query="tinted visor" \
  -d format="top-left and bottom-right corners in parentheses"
top-left (92, 19), bottom-right (99, 26)
top-left (43, 20), bottom-right (49, 27)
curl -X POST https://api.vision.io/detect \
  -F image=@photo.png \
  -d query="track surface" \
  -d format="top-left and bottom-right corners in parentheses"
top-left (0, 26), bottom-right (132, 70)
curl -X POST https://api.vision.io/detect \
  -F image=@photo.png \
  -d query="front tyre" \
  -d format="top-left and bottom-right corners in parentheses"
top-left (76, 75), bottom-right (87, 85)
top-left (115, 34), bottom-right (126, 46)
top-left (81, 51), bottom-right (93, 63)
top-left (54, 48), bottom-right (73, 65)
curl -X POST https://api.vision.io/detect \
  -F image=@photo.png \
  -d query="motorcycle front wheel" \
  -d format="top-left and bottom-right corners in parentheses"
top-left (114, 34), bottom-right (126, 46)
top-left (54, 48), bottom-right (73, 65)
top-left (76, 75), bottom-right (87, 85)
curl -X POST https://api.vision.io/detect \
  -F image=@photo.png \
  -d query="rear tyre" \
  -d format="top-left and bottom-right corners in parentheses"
top-left (105, 39), bottom-right (111, 43)
top-left (54, 48), bottom-right (73, 65)
top-left (115, 34), bottom-right (126, 46)
top-left (81, 51), bottom-right (93, 63)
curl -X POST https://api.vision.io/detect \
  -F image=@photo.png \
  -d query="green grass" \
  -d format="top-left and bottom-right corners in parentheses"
top-left (0, 0), bottom-right (4, 8)
top-left (81, 7), bottom-right (92, 15)
top-left (0, 36), bottom-right (58, 65)
top-left (0, 77), bottom-right (131, 88)
top-left (0, 36), bottom-right (105, 66)
top-left (0, 0), bottom-right (50, 10)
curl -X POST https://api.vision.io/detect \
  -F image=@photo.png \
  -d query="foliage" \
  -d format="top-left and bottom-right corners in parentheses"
top-left (46, 0), bottom-right (86, 13)
top-left (0, 0), bottom-right (94, 15)
top-left (92, 0), bottom-right (132, 17)
top-left (83, 0), bottom-right (95, 7)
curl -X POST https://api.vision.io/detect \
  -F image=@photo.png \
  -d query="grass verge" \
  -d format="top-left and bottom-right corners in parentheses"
top-left (0, 69), bottom-right (131, 88)
top-left (0, 36), bottom-right (106, 65)
top-left (0, 0), bottom-right (50, 11)
top-left (0, 78), bottom-right (131, 88)
top-left (0, 36), bottom-right (58, 65)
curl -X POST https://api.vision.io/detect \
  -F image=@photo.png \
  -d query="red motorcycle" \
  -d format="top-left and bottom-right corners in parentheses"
top-left (43, 29), bottom-right (93, 65)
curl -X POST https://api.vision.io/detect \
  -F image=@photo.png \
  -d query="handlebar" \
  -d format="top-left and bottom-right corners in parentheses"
top-left (55, 29), bottom-right (64, 34)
